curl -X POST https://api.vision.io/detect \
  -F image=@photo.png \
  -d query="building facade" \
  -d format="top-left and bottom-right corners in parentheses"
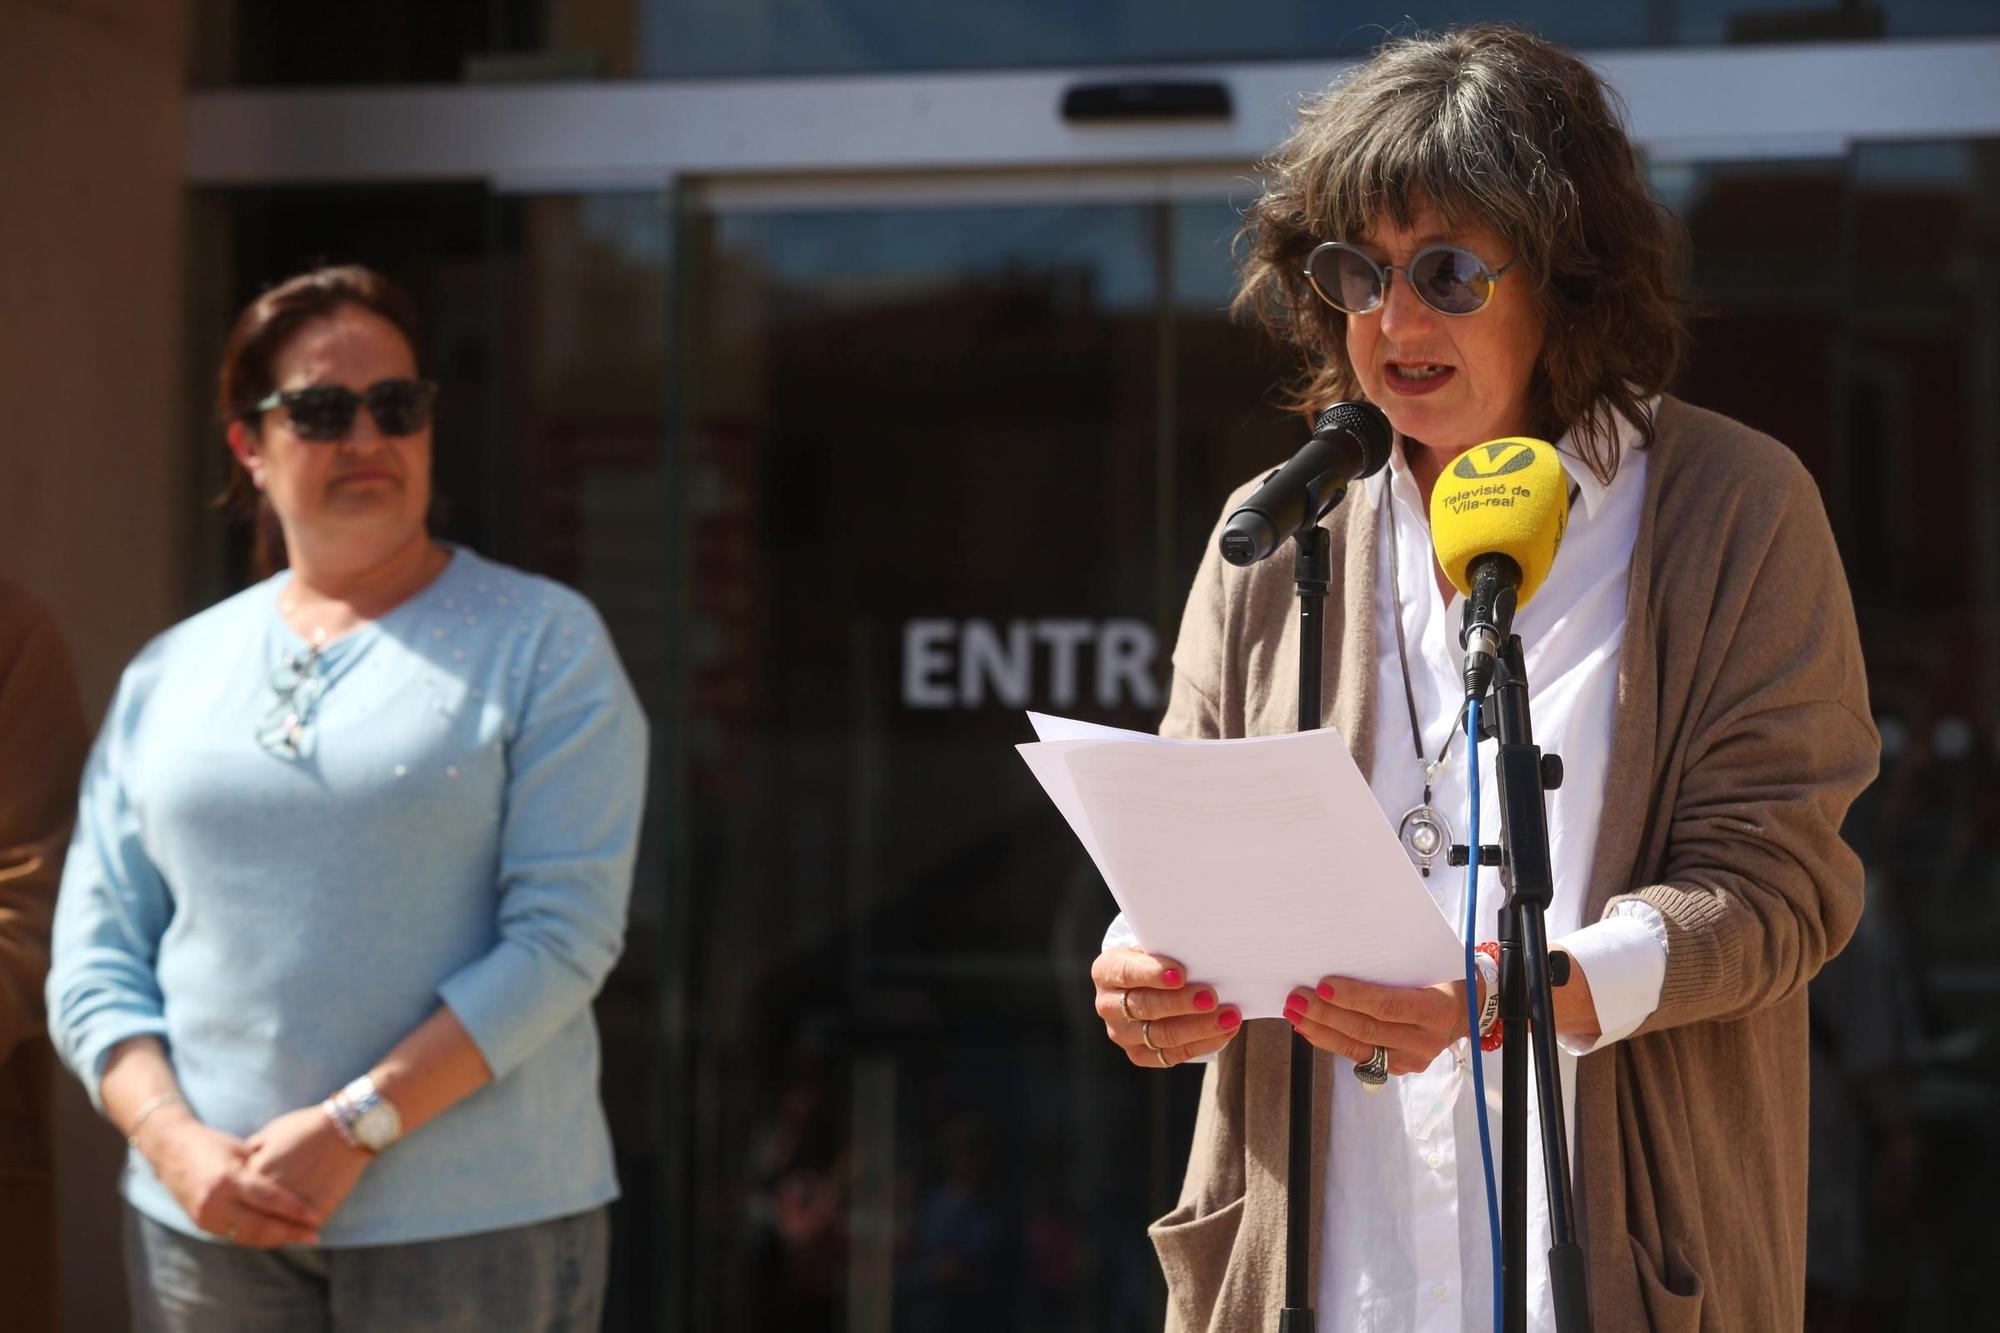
top-left (12, 2), bottom-right (2000, 1328)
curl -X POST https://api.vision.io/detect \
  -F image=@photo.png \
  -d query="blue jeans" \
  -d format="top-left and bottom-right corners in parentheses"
top-left (123, 1205), bottom-right (608, 1332)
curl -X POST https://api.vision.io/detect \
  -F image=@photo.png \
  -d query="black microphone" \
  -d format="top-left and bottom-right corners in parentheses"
top-left (1218, 402), bottom-right (1392, 566)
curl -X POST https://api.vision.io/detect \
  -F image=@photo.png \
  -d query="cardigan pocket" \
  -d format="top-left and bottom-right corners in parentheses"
top-left (1149, 1193), bottom-right (1247, 1333)
top-left (1628, 1233), bottom-right (1705, 1333)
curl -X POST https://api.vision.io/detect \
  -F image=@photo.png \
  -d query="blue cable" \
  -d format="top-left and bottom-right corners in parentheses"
top-left (1462, 694), bottom-right (1503, 1331)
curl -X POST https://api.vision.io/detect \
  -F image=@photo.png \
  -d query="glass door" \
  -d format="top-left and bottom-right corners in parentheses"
top-left (667, 191), bottom-right (1295, 1331)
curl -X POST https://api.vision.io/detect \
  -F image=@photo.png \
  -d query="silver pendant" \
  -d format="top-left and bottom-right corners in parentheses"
top-left (1397, 802), bottom-right (1455, 878)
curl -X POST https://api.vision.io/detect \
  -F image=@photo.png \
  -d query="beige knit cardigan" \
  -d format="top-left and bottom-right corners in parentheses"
top-left (1151, 396), bottom-right (1879, 1332)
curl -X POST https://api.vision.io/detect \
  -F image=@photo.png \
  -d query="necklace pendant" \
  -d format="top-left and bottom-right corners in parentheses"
top-left (1397, 802), bottom-right (1456, 879)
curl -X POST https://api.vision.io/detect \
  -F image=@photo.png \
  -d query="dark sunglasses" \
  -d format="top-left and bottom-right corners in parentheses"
top-left (1303, 241), bottom-right (1517, 317)
top-left (250, 378), bottom-right (438, 442)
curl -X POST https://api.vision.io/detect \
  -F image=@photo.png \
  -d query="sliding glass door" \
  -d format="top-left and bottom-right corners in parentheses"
top-left (667, 191), bottom-right (1293, 1331)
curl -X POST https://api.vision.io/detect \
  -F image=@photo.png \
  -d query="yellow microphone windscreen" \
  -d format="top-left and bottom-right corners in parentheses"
top-left (1428, 437), bottom-right (1568, 606)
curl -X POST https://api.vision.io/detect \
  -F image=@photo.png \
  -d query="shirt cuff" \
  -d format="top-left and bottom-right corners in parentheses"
top-left (1553, 903), bottom-right (1668, 1055)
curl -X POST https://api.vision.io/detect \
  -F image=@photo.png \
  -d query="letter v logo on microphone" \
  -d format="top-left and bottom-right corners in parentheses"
top-left (1451, 440), bottom-right (1539, 480)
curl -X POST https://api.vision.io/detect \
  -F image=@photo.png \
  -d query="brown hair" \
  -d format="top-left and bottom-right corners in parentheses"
top-left (216, 264), bottom-right (425, 574)
top-left (1234, 23), bottom-right (1689, 479)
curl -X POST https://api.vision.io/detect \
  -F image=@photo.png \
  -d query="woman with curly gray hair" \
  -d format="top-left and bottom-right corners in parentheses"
top-left (1088, 24), bottom-right (1874, 1332)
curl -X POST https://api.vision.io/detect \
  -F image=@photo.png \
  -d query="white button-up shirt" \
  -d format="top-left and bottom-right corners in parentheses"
top-left (1323, 412), bottom-right (1667, 1330)
top-left (1108, 405), bottom-right (1668, 1331)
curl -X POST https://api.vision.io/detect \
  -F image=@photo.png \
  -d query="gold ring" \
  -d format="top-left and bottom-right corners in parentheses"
top-left (1156, 1047), bottom-right (1172, 1068)
top-left (1120, 989), bottom-right (1134, 1022)
top-left (1141, 1020), bottom-right (1160, 1051)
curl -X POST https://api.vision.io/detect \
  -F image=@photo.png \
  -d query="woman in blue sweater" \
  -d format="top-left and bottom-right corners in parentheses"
top-left (47, 266), bottom-right (648, 1330)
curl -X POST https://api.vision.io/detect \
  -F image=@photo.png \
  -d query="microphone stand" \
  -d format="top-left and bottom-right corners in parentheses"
top-left (1277, 521), bottom-right (1331, 1333)
top-left (1212, 401), bottom-right (1386, 1333)
top-left (1462, 634), bottom-right (1592, 1333)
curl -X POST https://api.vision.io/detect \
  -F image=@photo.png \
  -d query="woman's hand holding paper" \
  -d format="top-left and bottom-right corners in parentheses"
top-left (1091, 947), bottom-right (1243, 1069)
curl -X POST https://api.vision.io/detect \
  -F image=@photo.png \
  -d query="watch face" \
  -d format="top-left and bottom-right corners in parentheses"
top-left (353, 1099), bottom-right (402, 1150)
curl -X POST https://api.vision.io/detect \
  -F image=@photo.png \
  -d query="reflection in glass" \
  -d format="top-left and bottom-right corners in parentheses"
top-left (1672, 138), bottom-right (2000, 1329)
top-left (682, 201), bottom-right (1176, 1330)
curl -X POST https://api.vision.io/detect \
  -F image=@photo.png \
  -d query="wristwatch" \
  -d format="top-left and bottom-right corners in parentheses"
top-left (323, 1075), bottom-right (403, 1154)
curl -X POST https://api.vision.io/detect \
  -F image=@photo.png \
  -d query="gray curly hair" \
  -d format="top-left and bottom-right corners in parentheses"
top-left (1234, 23), bottom-right (1690, 479)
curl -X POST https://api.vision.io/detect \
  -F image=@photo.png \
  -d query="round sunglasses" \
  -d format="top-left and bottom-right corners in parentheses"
top-left (1303, 241), bottom-right (1517, 317)
top-left (251, 378), bottom-right (438, 442)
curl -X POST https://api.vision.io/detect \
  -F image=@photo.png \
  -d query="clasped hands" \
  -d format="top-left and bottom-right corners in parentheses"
top-left (1093, 946), bottom-right (1480, 1075)
top-left (131, 1099), bottom-right (372, 1249)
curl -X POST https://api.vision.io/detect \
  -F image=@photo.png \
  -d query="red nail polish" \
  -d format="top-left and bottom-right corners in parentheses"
top-left (1219, 1010), bottom-right (1242, 1030)
top-left (1284, 997), bottom-right (1307, 1017)
top-left (1317, 982), bottom-right (1335, 1001)
top-left (1285, 1009), bottom-right (1304, 1025)
top-left (1162, 968), bottom-right (1183, 987)
top-left (1193, 990), bottom-right (1216, 1011)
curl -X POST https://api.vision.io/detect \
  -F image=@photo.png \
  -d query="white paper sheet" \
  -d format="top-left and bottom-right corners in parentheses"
top-left (1018, 716), bottom-right (1464, 1019)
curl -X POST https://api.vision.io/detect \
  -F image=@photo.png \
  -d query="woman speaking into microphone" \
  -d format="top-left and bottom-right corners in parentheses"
top-left (1087, 23), bottom-right (1876, 1332)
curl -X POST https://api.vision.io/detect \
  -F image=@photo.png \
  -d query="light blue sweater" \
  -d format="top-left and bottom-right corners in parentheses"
top-left (47, 547), bottom-right (648, 1244)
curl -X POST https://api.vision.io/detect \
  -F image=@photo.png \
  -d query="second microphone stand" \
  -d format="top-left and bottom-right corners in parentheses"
top-left (1277, 522), bottom-right (1331, 1332)
top-left (1457, 634), bottom-right (1592, 1333)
